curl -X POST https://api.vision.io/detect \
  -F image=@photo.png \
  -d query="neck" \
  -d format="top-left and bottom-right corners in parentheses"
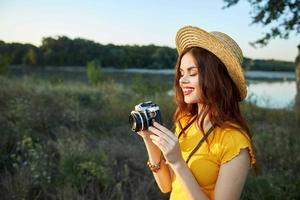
top-left (197, 103), bottom-right (213, 132)
top-left (197, 103), bottom-right (204, 115)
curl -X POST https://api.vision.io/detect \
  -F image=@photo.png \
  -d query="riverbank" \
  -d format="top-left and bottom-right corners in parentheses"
top-left (0, 75), bottom-right (299, 199)
top-left (8, 65), bottom-right (297, 109)
top-left (9, 65), bottom-right (296, 80)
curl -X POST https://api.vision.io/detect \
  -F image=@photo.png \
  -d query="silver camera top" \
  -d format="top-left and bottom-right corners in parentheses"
top-left (134, 101), bottom-right (159, 113)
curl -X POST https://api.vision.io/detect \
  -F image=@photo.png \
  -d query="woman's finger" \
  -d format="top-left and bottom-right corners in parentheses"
top-left (153, 122), bottom-right (176, 139)
top-left (150, 123), bottom-right (177, 142)
top-left (136, 129), bottom-right (153, 138)
top-left (150, 134), bottom-right (175, 155)
top-left (150, 134), bottom-right (170, 148)
top-left (148, 126), bottom-right (174, 143)
top-left (151, 137), bottom-right (167, 152)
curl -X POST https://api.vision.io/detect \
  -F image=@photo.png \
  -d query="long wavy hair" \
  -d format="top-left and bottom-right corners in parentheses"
top-left (173, 46), bottom-right (251, 138)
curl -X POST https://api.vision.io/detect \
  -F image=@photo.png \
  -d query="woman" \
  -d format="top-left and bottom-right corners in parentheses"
top-left (137, 26), bottom-right (256, 200)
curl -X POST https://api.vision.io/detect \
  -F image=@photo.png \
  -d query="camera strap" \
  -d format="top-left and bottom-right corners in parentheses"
top-left (185, 124), bottom-right (215, 164)
top-left (177, 116), bottom-right (215, 164)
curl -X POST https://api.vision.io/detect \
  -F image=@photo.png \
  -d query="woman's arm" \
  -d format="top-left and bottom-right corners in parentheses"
top-left (148, 123), bottom-right (211, 200)
top-left (149, 122), bottom-right (251, 200)
top-left (168, 149), bottom-right (250, 200)
top-left (138, 130), bottom-right (173, 193)
top-left (214, 149), bottom-right (250, 200)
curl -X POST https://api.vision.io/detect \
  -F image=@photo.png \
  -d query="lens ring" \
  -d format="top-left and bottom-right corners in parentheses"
top-left (144, 112), bottom-right (149, 129)
top-left (130, 111), bottom-right (144, 131)
top-left (137, 113), bottom-right (144, 131)
top-left (129, 115), bottom-right (137, 130)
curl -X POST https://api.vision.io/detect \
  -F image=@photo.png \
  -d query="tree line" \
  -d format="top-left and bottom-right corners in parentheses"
top-left (0, 36), bottom-right (295, 71)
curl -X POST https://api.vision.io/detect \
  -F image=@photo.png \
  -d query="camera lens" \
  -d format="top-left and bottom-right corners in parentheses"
top-left (129, 111), bottom-right (147, 132)
top-left (129, 114), bottom-right (137, 130)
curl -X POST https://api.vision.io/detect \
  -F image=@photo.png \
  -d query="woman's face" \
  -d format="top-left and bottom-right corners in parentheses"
top-left (179, 52), bottom-right (202, 104)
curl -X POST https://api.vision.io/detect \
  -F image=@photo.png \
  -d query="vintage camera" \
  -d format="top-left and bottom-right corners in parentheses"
top-left (129, 101), bottom-right (162, 132)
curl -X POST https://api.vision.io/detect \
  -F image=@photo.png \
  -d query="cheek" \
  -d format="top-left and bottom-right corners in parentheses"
top-left (191, 78), bottom-right (201, 95)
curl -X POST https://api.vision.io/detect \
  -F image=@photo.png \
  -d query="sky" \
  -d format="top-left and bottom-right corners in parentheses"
top-left (0, 0), bottom-right (299, 62)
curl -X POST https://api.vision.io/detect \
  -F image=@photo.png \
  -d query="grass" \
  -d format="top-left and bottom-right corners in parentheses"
top-left (0, 74), bottom-right (299, 200)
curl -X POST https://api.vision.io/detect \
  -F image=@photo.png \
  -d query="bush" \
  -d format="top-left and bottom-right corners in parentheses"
top-left (0, 75), bottom-right (299, 200)
top-left (86, 60), bottom-right (103, 85)
top-left (10, 135), bottom-right (59, 185)
top-left (59, 141), bottom-right (113, 189)
top-left (0, 54), bottom-right (11, 75)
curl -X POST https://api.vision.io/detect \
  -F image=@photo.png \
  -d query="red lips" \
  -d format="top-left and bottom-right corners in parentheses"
top-left (182, 87), bottom-right (194, 96)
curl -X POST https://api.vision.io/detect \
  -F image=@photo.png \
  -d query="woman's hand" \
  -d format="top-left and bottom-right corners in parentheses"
top-left (136, 129), bottom-right (154, 140)
top-left (148, 122), bottom-right (183, 165)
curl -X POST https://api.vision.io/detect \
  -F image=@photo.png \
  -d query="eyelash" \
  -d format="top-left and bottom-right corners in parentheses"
top-left (180, 72), bottom-right (197, 77)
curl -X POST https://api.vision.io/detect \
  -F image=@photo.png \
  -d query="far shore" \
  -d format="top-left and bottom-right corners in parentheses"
top-left (9, 65), bottom-right (296, 80)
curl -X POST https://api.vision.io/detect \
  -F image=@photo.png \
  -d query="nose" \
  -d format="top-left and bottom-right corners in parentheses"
top-left (179, 74), bottom-right (189, 84)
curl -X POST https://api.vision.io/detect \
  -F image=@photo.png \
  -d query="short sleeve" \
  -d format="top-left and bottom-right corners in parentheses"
top-left (219, 130), bottom-right (256, 167)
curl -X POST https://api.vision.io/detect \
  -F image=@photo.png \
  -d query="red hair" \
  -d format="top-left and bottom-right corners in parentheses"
top-left (173, 46), bottom-right (258, 172)
top-left (173, 47), bottom-right (250, 137)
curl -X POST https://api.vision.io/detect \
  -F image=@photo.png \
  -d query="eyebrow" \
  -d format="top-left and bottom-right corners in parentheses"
top-left (179, 66), bottom-right (198, 72)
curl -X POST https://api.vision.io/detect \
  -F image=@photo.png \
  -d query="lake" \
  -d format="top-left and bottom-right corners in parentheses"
top-left (9, 66), bottom-right (297, 109)
top-left (247, 80), bottom-right (295, 109)
top-left (102, 68), bottom-right (296, 109)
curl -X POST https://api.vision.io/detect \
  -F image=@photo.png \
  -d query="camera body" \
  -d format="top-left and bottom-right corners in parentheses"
top-left (129, 101), bottom-right (162, 132)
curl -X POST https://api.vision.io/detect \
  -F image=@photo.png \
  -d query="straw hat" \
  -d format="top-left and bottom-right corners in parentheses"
top-left (176, 25), bottom-right (247, 100)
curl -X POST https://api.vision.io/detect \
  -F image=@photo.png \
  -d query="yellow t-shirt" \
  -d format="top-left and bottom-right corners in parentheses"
top-left (169, 116), bottom-right (256, 200)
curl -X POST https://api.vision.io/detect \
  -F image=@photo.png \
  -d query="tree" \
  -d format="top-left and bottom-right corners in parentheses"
top-left (0, 54), bottom-right (11, 75)
top-left (23, 48), bottom-right (38, 66)
top-left (224, 0), bottom-right (300, 116)
top-left (295, 45), bottom-right (300, 119)
top-left (223, 0), bottom-right (300, 47)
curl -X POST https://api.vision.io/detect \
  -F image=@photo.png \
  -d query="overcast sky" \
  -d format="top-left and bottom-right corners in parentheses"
top-left (0, 0), bottom-right (299, 61)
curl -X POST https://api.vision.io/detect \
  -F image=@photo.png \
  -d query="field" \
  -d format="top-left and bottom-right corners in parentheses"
top-left (0, 73), bottom-right (299, 200)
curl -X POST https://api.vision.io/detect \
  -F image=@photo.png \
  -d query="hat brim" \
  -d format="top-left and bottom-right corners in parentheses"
top-left (176, 26), bottom-right (247, 100)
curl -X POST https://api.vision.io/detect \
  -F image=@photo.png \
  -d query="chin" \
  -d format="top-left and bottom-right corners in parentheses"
top-left (184, 97), bottom-right (199, 104)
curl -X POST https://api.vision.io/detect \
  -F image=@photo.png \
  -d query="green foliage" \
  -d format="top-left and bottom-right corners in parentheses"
top-left (22, 48), bottom-right (38, 66)
top-left (223, 0), bottom-right (300, 47)
top-left (252, 59), bottom-right (294, 71)
top-left (8, 36), bottom-right (177, 68)
top-left (242, 175), bottom-right (300, 200)
top-left (86, 60), bottom-right (103, 85)
top-left (243, 57), bottom-right (295, 71)
top-left (0, 38), bottom-right (295, 71)
top-left (49, 74), bottom-right (64, 85)
top-left (0, 42), bottom-right (38, 65)
top-left (59, 140), bottom-right (113, 188)
top-left (10, 135), bottom-right (58, 185)
top-left (0, 75), bottom-right (299, 199)
top-left (131, 74), bottom-right (172, 95)
top-left (0, 54), bottom-right (11, 75)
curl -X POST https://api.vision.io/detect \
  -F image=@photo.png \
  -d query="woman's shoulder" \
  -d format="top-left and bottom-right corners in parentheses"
top-left (215, 122), bottom-right (250, 141)
top-left (212, 123), bottom-right (256, 166)
top-left (211, 123), bottom-right (251, 147)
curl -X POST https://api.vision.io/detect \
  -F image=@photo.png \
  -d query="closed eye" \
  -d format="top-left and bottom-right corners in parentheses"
top-left (179, 66), bottom-right (198, 77)
top-left (179, 72), bottom-right (198, 77)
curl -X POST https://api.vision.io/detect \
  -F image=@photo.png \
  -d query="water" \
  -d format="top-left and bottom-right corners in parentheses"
top-left (103, 68), bottom-right (297, 108)
top-left (104, 68), bottom-right (296, 80)
top-left (247, 80), bottom-right (296, 109)
top-left (9, 66), bottom-right (297, 109)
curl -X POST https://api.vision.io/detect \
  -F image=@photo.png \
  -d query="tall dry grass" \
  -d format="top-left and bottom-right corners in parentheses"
top-left (0, 75), bottom-right (299, 200)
